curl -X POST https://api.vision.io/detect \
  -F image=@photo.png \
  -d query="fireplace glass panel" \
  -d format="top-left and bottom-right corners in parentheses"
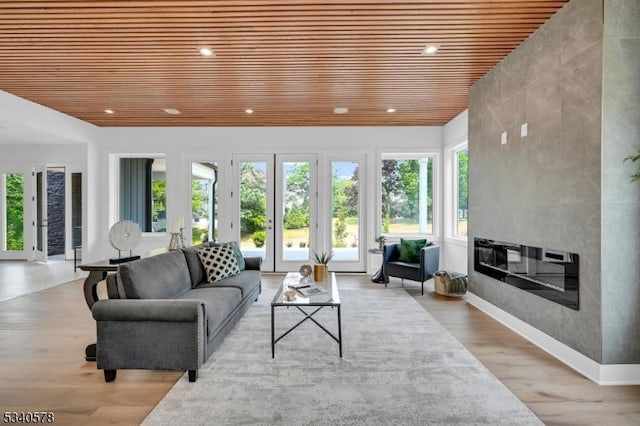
top-left (474, 238), bottom-right (579, 310)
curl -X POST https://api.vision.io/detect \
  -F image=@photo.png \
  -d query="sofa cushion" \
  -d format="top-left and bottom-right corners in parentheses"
top-left (181, 244), bottom-right (208, 287)
top-left (196, 269), bottom-right (261, 298)
top-left (398, 238), bottom-right (428, 263)
top-left (118, 250), bottom-right (192, 299)
top-left (210, 241), bottom-right (245, 271)
top-left (178, 287), bottom-right (242, 337)
top-left (198, 245), bottom-right (240, 282)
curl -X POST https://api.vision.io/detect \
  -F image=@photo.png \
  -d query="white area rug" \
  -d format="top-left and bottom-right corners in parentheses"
top-left (143, 285), bottom-right (542, 425)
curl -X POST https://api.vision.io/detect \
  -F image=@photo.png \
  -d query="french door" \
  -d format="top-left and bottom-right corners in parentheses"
top-left (325, 157), bottom-right (365, 272)
top-left (233, 154), bottom-right (317, 272)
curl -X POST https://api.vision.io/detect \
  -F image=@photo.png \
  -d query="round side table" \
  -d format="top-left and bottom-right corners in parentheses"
top-left (368, 248), bottom-right (388, 284)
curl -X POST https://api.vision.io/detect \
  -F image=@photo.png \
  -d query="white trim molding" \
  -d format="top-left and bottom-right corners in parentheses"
top-left (465, 291), bottom-right (640, 386)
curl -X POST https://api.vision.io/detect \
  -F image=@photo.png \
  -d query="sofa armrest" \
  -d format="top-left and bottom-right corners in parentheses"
top-left (92, 299), bottom-right (207, 375)
top-left (92, 299), bottom-right (204, 323)
top-left (420, 244), bottom-right (440, 277)
top-left (244, 256), bottom-right (262, 271)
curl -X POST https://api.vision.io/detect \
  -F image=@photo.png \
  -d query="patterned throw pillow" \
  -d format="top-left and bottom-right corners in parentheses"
top-left (197, 245), bottom-right (240, 282)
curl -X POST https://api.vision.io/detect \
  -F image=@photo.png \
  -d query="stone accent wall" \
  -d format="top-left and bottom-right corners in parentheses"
top-left (468, 0), bottom-right (604, 362)
top-left (601, 0), bottom-right (640, 364)
top-left (47, 170), bottom-right (65, 256)
top-left (71, 172), bottom-right (82, 249)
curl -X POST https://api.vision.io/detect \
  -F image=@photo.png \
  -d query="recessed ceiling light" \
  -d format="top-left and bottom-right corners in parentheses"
top-left (334, 107), bottom-right (349, 114)
top-left (199, 47), bottom-right (214, 57)
top-left (245, 109), bottom-right (254, 114)
top-left (163, 108), bottom-right (181, 115)
top-left (423, 44), bottom-right (440, 55)
top-left (104, 109), bottom-right (114, 114)
top-left (387, 108), bottom-right (396, 113)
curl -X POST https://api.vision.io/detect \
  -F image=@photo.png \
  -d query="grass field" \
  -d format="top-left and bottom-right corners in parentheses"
top-left (202, 218), bottom-right (466, 248)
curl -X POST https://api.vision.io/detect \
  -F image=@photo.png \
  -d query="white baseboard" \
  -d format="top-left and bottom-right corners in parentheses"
top-left (464, 291), bottom-right (640, 386)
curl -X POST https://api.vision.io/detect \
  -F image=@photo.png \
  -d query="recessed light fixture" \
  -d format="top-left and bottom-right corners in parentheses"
top-left (245, 109), bottom-right (254, 114)
top-left (333, 107), bottom-right (349, 114)
top-left (163, 108), bottom-right (181, 115)
top-left (423, 44), bottom-right (440, 55)
top-left (387, 108), bottom-right (396, 113)
top-left (104, 109), bottom-right (115, 114)
top-left (199, 47), bottom-right (214, 57)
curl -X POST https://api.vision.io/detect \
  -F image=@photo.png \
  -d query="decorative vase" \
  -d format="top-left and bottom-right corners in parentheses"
top-left (168, 232), bottom-right (182, 250)
top-left (378, 240), bottom-right (385, 250)
top-left (313, 264), bottom-right (327, 282)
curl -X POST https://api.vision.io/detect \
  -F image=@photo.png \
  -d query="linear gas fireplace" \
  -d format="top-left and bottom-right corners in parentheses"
top-left (474, 238), bottom-right (579, 310)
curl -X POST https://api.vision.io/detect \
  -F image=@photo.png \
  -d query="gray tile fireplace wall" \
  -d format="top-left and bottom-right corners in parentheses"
top-left (601, 0), bottom-right (640, 364)
top-left (469, 0), bottom-right (640, 365)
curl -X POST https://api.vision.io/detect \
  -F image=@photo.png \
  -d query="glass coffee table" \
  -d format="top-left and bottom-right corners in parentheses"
top-left (271, 272), bottom-right (342, 358)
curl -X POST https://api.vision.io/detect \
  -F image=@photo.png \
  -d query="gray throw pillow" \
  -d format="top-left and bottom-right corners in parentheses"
top-left (210, 241), bottom-right (245, 270)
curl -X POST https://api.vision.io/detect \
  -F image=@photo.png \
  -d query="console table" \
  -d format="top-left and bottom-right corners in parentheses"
top-left (79, 247), bottom-right (167, 361)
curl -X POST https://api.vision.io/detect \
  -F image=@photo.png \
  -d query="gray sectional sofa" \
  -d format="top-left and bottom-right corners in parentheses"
top-left (91, 245), bottom-right (261, 383)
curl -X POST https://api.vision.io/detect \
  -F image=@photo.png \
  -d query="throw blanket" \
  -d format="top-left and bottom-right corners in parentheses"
top-left (435, 270), bottom-right (468, 294)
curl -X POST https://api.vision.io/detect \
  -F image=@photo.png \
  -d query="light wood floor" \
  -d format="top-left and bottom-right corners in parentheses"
top-left (0, 273), bottom-right (638, 425)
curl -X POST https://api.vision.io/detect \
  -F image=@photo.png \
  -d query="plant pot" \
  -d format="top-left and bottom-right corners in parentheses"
top-left (313, 264), bottom-right (327, 282)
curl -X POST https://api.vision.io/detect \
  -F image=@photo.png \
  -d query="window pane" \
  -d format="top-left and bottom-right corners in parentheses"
top-left (151, 159), bottom-right (166, 232)
top-left (5, 173), bottom-right (24, 251)
top-left (455, 148), bottom-right (468, 237)
top-left (191, 162), bottom-right (218, 244)
top-left (282, 162), bottom-right (310, 261)
top-left (239, 161), bottom-right (267, 259)
top-left (331, 161), bottom-right (359, 261)
top-left (119, 157), bottom-right (166, 232)
top-left (381, 157), bottom-right (433, 234)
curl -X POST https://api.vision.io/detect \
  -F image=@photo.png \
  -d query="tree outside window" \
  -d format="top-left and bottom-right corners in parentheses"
top-left (5, 173), bottom-right (24, 251)
top-left (381, 156), bottom-right (433, 234)
top-left (455, 148), bottom-right (468, 237)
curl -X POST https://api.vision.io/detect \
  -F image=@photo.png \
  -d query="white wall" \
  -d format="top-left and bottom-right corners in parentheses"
top-left (0, 89), bottom-right (98, 145)
top-left (441, 109), bottom-right (469, 273)
top-left (88, 126), bottom-right (444, 263)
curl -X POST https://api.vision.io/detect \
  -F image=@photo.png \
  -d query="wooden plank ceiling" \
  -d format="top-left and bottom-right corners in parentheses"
top-left (0, 1), bottom-right (568, 126)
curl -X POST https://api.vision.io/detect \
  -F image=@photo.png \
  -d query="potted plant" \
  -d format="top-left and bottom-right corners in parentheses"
top-left (375, 235), bottom-right (386, 250)
top-left (624, 150), bottom-right (640, 182)
top-left (312, 249), bottom-right (334, 282)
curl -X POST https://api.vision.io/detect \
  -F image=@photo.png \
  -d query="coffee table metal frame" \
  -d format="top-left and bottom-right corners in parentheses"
top-left (271, 272), bottom-right (342, 358)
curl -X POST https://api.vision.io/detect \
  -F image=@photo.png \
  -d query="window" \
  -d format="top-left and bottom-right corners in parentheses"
top-left (118, 157), bottom-right (166, 232)
top-left (454, 146), bottom-right (468, 238)
top-left (191, 162), bottom-right (218, 244)
top-left (4, 173), bottom-right (24, 251)
top-left (331, 161), bottom-right (360, 261)
top-left (381, 154), bottom-right (435, 235)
